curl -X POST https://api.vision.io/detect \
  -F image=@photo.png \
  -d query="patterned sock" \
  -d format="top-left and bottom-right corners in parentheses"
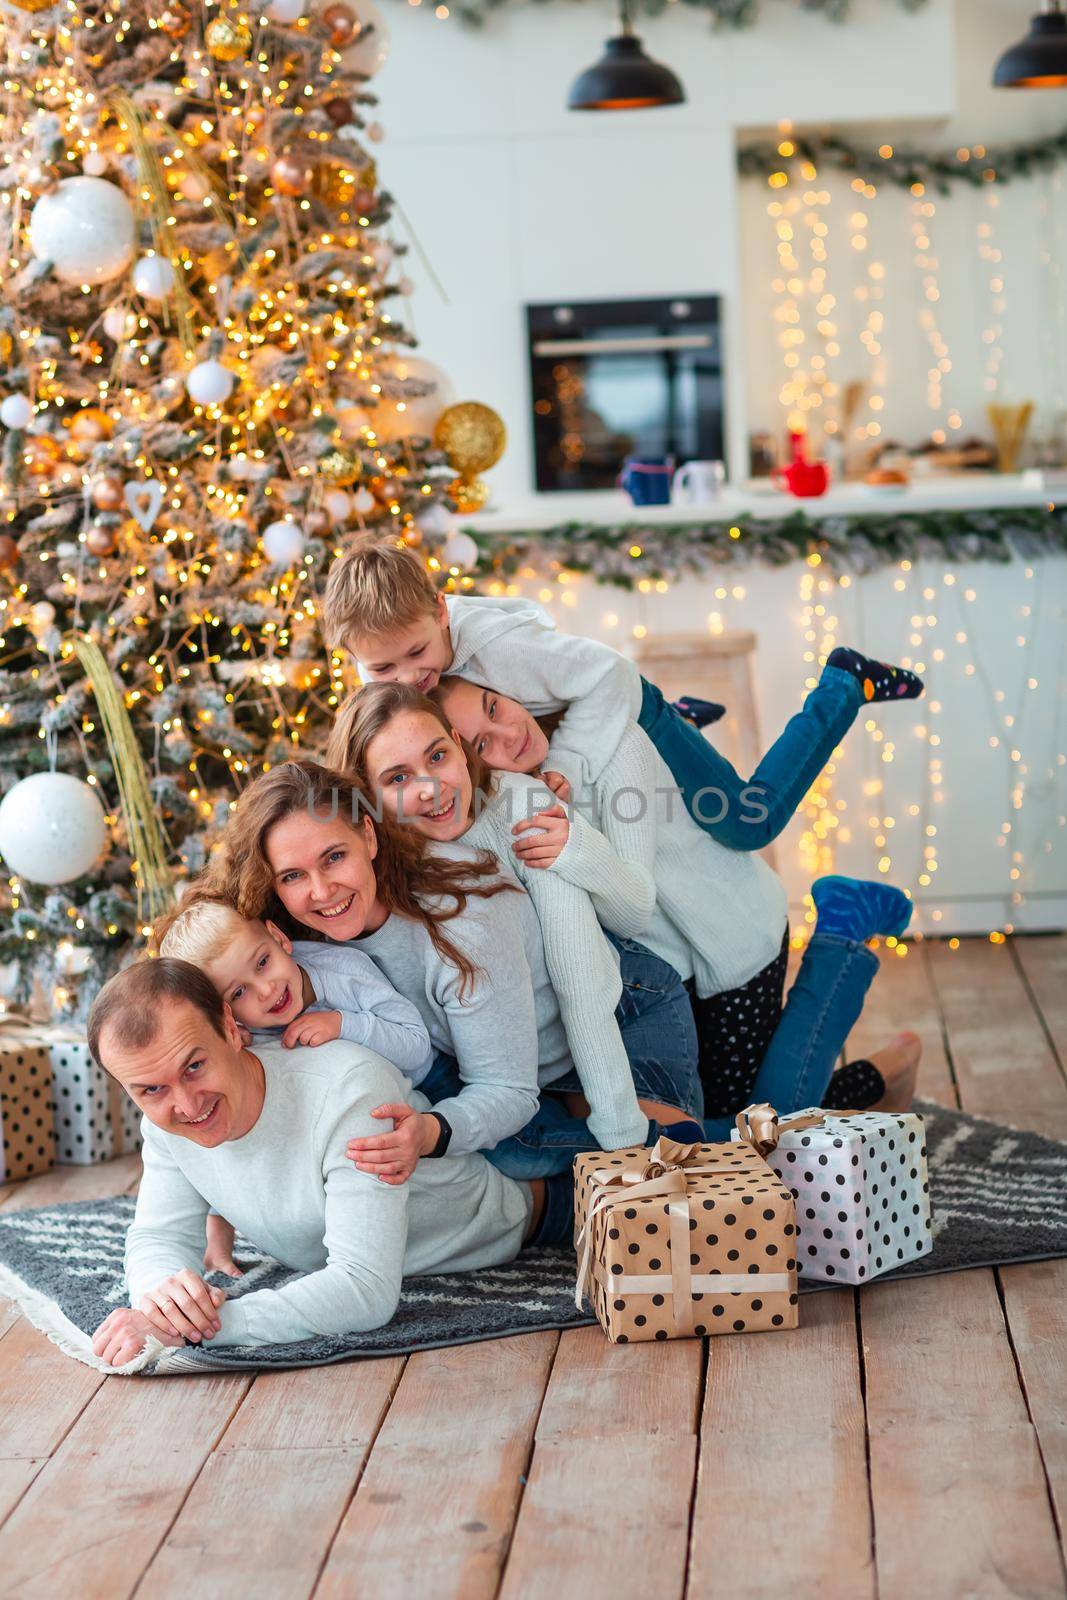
top-left (827, 646), bottom-right (924, 702)
top-left (811, 875), bottom-right (912, 942)
top-left (672, 695), bottom-right (726, 729)
top-left (821, 1058), bottom-right (886, 1110)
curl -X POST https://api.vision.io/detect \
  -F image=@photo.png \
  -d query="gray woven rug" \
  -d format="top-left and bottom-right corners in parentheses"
top-left (0, 1100), bottom-right (1065, 1375)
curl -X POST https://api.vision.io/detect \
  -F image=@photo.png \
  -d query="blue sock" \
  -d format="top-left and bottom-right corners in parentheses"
top-left (811, 875), bottom-right (912, 942)
top-left (827, 646), bottom-right (923, 703)
top-left (654, 1117), bottom-right (705, 1145)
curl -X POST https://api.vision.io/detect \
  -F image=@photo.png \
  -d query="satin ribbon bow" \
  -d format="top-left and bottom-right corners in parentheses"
top-left (734, 1102), bottom-right (861, 1159)
top-left (575, 1136), bottom-right (790, 1339)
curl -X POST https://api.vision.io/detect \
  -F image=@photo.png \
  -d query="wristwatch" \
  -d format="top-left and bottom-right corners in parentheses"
top-left (426, 1112), bottom-right (453, 1158)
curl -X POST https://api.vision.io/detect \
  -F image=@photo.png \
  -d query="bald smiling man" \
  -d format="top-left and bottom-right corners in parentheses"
top-left (86, 958), bottom-right (547, 1366)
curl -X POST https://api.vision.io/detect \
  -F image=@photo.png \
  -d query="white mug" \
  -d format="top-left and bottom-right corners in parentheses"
top-left (672, 459), bottom-right (725, 506)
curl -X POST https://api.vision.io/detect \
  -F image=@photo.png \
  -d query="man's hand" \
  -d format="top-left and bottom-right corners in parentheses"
top-left (283, 1008), bottom-right (343, 1049)
top-left (347, 1103), bottom-right (439, 1184)
top-left (541, 769), bottom-right (571, 804)
top-left (512, 804), bottom-right (569, 869)
top-left (138, 1268), bottom-right (227, 1344)
top-left (91, 1307), bottom-right (182, 1368)
top-left (204, 1214), bottom-right (243, 1279)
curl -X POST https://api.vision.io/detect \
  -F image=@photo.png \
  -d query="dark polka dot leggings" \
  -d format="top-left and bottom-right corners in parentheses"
top-left (686, 934), bottom-right (884, 1119)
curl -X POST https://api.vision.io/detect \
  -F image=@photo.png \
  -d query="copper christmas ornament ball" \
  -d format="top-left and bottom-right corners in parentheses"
top-left (68, 407), bottom-right (114, 444)
top-left (322, 3), bottom-right (358, 45)
top-left (324, 96), bottom-right (355, 126)
top-left (205, 15), bottom-right (253, 61)
top-left (157, 4), bottom-right (192, 35)
top-left (271, 154), bottom-right (314, 197)
top-left (85, 522), bottom-right (118, 557)
top-left (22, 434), bottom-right (62, 475)
top-left (0, 534), bottom-right (18, 569)
top-left (89, 472), bottom-right (125, 511)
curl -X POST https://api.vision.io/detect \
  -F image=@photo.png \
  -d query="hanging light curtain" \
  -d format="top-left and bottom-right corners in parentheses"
top-left (567, 0), bottom-right (686, 111)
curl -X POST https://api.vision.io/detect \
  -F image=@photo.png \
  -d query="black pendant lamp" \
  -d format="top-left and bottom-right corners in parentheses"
top-left (567, 0), bottom-right (685, 111)
top-left (993, 0), bottom-right (1067, 87)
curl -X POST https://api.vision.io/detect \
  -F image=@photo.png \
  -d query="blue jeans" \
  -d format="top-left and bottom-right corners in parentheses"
top-left (639, 665), bottom-right (863, 850)
top-left (699, 931), bottom-right (878, 1140)
top-left (421, 934), bottom-right (701, 1181)
top-left (527, 930), bottom-right (879, 1247)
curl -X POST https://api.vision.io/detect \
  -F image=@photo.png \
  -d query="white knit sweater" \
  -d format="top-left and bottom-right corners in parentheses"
top-left (551, 722), bottom-right (788, 998)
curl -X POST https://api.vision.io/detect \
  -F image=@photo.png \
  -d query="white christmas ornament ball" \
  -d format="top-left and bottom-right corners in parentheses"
top-left (262, 518), bottom-right (306, 566)
top-left (0, 771), bottom-right (107, 886)
top-left (30, 600), bottom-right (56, 632)
top-left (335, 404), bottom-right (365, 443)
top-left (373, 354), bottom-right (455, 443)
top-left (418, 502), bottom-right (454, 540)
top-left (441, 531), bottom-right (479, 571)
top-left (342, 0), bottom-right (390, 77)
top-left (102, 305), bottom-right (136, 342)
top-left (262, 0), bottom-right (306, 17)
top-left (186, 359), bottom-right (235, 406)
top-left (132, 255), bottom-right (176, 302)
top-left (351, 486), bottom-right (376, 514)
top-left (82, 152), bottom-right (108, 177)
top-left (29, 177), bottom-right (135, 287)
top-left (323, 489), bottom-right (354, 525)
top-left (0, 395), bottom-right (34, 430)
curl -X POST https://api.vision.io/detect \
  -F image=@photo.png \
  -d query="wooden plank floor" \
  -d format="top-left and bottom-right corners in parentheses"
top-left (0, 936), bottom-right (1065, 1599)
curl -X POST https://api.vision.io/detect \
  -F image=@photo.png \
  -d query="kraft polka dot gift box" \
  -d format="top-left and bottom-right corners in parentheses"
top-left (732, 1104), bottom-right (931, 1284)
top-left (0, 1044), bottom-right (55, 1182)
top-left (0, 1015), bottom-right (140, 1166)
top-left (573, 1133), bottom-right (800, 1344)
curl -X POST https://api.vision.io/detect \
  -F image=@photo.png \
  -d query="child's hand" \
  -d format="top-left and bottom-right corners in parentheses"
top-left (204, 1215), bottom-right (243, 1279)
top-left (541, 769), bottom-right (571, 804)
top-left (346, 1103), bottom-right (440, 1185)
top-left (511, 804), bottom-right (569, 869)
top-left (283, 1009), bottom-right (343, 1049)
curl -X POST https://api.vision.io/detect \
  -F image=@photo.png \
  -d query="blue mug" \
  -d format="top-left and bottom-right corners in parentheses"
top-left (620, 455), bottom-right (675, 506)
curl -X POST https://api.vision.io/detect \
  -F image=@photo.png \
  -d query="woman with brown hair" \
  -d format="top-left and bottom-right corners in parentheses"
top-left (208, 756), bottom-right (702, 1188)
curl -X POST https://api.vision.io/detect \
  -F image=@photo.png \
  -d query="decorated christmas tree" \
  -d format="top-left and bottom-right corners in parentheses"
top-left (0, 0), bottom-right (498, 1018)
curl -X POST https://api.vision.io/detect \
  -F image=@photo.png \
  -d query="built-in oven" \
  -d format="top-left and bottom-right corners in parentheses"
top-left (525, 294), bottom-right (724, 493)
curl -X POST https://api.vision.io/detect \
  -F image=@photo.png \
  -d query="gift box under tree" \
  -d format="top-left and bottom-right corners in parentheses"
top-left (0, 1017), bottom-right (140, 1166)
top-left (0, 1041), bottom-right (54, 1182)
top-left (733, 1104), bottom-right (932, 1284)
top-left (574, 1133), bottom-right (799, 1344)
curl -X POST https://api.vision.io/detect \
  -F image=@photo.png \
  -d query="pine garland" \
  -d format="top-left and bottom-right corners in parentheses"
top-left (440, 0), bottom-right (926, 25)
top-left (458, 503), bottom-right (1067, 588)
top-left (737, 126), bottom-right (1067, 193)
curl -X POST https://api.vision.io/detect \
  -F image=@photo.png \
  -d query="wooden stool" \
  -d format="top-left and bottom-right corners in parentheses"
top-left (634, 630), bottom-right (776, 867)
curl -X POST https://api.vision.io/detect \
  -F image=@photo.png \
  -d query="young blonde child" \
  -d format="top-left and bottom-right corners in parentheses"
top-left (159, 897), bottom-right (433, 1273)
top-left (321, 537), bottom-right (923, 853)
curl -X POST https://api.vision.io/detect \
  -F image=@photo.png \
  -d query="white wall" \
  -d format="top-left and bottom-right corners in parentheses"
top-left (374, 0), bottom-right (966, 498)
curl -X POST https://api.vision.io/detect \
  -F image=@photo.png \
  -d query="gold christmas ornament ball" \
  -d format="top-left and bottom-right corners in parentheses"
top-left (85, 521), bottom-right (117, 557)
top-left (0, 534), bottom-right (18, 569)
top-left (322, 2), bottom-right (358, 44)
top-left (22, 434), bottom-right (62, 476)
top-left (433, 402), bottom-right (507, 477)
top-left (205, 14), bottom-right (253, 61)
top-left (318, 446), bottom-right (363, 486)
top-left (449, 476), bottom-right (490, 514)
top-left (4, 0), bottom-right (55, 10)
top-left (90, 472), bottom-right (125, 511)
top-left (271, 154), bottom-right (314, 197)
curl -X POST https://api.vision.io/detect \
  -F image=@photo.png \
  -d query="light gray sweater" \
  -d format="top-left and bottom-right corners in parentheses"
top-left (461, 775), bottom-right (647, 1150)
top-left (445, 594), bottom-right (642, 793)
top-left (124, 1040), bottom-right (531, 1348)
top-left (551, 723), bottom-right (789, 997)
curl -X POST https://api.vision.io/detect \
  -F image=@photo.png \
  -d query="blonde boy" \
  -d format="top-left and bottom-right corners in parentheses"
top-left (321, 537), bottom-right (923, 853)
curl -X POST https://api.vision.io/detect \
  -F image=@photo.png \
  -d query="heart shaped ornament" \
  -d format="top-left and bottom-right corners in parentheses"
top-left (124, 478), bottom-right (164, 531)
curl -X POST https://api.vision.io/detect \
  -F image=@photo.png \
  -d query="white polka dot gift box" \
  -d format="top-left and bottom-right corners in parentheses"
top-left (573, 1132), bottom-right (800, 1344)
top-left (0, 1014), bottom-right (140, 1166)
top-left (732, 1104), bottom-right (931, 1285)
